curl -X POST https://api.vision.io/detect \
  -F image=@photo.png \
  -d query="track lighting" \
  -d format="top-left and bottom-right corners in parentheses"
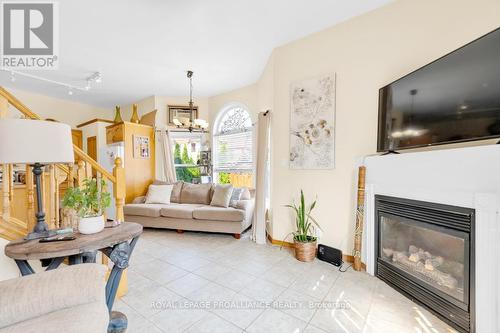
top-left (1, 69), bottom-right (102, 94)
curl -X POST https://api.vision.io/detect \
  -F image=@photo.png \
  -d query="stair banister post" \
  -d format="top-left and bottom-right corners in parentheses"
top-left (113, 157), bottom-right (125, 222)
top-left (76, 160), bottom-right (86, 186)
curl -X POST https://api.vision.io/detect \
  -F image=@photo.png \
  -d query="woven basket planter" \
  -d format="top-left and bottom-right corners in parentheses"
top-left (294, 238), bottom-right (317, 262)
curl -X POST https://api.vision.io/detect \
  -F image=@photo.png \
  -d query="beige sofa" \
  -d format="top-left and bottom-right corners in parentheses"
top-left (0, 264), bottom-right (109, 333)
top-left (124, 182), bottom-right (254, 238)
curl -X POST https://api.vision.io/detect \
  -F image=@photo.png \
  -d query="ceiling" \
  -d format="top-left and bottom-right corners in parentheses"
top-left (0, 0), bottom-right (392, 108)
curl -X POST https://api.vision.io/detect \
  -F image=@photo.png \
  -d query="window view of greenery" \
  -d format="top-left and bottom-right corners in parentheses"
top-left (173, 141), bottom-right (200, 183)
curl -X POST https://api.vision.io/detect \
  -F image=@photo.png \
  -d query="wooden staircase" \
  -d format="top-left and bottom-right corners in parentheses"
top-left (0, 87), bottom-right (125, 241)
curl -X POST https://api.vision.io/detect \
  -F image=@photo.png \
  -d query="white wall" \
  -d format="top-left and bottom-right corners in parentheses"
top-left (208, 0), bottom-right (500, 253)
top-left (6, 88), bottom-right (113, 128)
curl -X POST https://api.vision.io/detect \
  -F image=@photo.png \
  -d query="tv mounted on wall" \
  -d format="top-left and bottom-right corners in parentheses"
top-left (377, 27), bottom-right (500, 152)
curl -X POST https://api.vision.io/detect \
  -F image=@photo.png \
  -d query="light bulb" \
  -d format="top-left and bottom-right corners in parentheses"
top-left (10, 72), bottom-right (15, 82)
top-left (68, 88), bottom-right (73, 96)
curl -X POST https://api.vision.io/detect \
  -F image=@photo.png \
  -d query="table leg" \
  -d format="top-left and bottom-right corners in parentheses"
top-left (15, 260), bottom-right (35, 276)
top-left (83, 251), bottom-right (97, 263)
top-left (68, 254), bottom-right (83, 265)
top-left (104, 236), bottom-right (139, 333)
top-left (45, 257), bottom-right (65, 271)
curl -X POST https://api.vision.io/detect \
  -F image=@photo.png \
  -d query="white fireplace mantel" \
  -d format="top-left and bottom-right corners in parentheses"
top-left (362, 144), bottom-right (500, 333)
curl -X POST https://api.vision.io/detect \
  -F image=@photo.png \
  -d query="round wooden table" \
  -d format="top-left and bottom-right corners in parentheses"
top-left (5, 222), bottom-right (143, 333)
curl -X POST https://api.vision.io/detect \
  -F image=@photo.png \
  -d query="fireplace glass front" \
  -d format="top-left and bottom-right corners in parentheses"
top-left (379, 214), bottom-right (467, 302)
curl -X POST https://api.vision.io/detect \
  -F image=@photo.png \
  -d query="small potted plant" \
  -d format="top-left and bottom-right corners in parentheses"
top-left (285, 190), bottom-right (322, 262)
top-left (62, 178), bottom-right (111, 235)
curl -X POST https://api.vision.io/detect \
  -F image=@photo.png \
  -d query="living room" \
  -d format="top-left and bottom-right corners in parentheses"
top-left (0, 0), bottom-right (499, 332)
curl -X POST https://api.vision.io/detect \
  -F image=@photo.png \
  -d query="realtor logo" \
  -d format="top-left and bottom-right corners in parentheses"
top-left (1, 1), bottom-right (59, 69)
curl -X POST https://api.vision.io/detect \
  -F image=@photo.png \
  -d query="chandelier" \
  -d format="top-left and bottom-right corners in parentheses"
top-left (173, 70), bottom-right (209, 132)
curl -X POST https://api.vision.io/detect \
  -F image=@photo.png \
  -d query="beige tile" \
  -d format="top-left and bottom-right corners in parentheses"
top-left (276, 289), bottom-right (321, 322)
top-left (214, 268), bottom-right (257, 292)
top-left (241, 278), bottom-right (286, 302)
top-left (212, 293), bottom-right (265, 330)
top-left (126, 229), bottom-right (455, 333)
top-left (246, 309), bottom-right (308, 333)
top-left (133, 259), bottom-right (189, 285)
top-left (303, 324), bottom-right (328, 333)
top-left (112, 300), bottom-right (151, 332)
top-left (165, 273), bottom-right (210, 297)
top-left (193, 262), bottom-right (232, 281)
top-left (186, 281), bottom-right (236, 303)
top-left (149, 305), bottom-right (209, 333)
top-left (309, 306), bottom-right (365, 333)
top-left (184, 312), bottom-right (242, 333)
top-left (121, 285), bottom-right (182, 318)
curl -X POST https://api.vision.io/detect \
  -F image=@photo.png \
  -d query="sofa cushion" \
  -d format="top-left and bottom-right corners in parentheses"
top-left (180, 183), bottom-right (212, 205)
top-left (160, 204), bottom-right (204, 219)
top-left (145, 184), bottom-right (173, 204)
top-left (210, 184), bottom-right (234, 208)
top-left (193, 206), bottom-right (245, 222)
top-left (123, 204), bottom-right (167, 217)
top-left (170, 181), bottom-right (184, 203)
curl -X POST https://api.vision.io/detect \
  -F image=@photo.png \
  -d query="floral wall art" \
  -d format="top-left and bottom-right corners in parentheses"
top-left (289, 74), bottom-right (335, 169)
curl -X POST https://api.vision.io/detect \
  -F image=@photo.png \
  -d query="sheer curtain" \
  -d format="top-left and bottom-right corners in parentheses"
top-left (252, 110), bottom-right (271, 244)
top-left (159, 128), bottom-right (177, 183)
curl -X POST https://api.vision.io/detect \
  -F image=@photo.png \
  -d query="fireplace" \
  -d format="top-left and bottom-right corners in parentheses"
top-left (375, 195), bottom-right (475, 333)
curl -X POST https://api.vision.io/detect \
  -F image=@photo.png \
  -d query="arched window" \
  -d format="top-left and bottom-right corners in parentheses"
top-left (213, 104), bottom-right (254, 187)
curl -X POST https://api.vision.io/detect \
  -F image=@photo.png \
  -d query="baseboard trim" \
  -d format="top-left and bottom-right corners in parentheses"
top-left (266, 232), bottom-right (366, 271)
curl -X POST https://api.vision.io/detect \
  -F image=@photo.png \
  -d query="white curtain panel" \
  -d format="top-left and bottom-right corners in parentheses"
top-left (252, 111), bottom-right (271, 244)
top-left (159, 128), bottom-right (177, 183)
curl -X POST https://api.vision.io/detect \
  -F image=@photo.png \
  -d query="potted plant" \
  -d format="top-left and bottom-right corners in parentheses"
top-left (285, 190), bottom-right (322, 262)
top-left (62, 178), bottom-right (111, 235)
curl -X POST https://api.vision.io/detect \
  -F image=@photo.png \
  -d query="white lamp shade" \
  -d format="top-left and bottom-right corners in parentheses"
top-left (0, 119), bottom-right (74, 164)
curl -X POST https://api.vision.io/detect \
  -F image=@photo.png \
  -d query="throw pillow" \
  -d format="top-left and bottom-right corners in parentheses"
top-left (145, 184), bottom-right (173, 204)
top-left (211, 184), bottom-right (234, 208)
top-left (180, 183), bottom-right (212, 205)
top-left (229, 188), bottom-right (243, 208)
top-left (170, 181), bottom-right (184, 203)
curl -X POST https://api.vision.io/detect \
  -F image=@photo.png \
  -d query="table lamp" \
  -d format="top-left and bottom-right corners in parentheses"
top-left (0, 119), bottom-right (74, 240)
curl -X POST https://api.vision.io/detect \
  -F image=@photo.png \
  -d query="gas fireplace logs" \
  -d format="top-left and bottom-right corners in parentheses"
top-left (353, 166), bottom-right (366, 271)
top-left (382, 245), bottom-right (463, 293)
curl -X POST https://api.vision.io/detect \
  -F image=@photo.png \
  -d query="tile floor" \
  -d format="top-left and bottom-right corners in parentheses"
top-left (115, 228), bottom-right (458, 333)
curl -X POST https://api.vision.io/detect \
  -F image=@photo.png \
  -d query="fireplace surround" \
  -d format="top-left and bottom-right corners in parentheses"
top-left (375, 195), bottom-right (475, 333)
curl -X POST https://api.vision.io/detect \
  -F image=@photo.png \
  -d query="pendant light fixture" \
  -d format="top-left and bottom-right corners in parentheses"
top-left (173, 70), bottom-right (209, 132)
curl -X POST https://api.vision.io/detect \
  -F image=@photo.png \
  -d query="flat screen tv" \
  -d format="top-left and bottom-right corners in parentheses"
top-left (377, 27), bottom-right (500, 152)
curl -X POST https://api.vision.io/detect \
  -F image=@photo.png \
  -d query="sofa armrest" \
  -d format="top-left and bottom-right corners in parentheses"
top-left (0, 264), bottom-right (107, 329)
top-left (234, 199), bottom-right (255, 223)
top-left (132, 196), bottom-right (146, 204)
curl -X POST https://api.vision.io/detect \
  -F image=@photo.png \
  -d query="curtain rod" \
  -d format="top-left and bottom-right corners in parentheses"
top-left (154, 128), bottom-right (208, 133)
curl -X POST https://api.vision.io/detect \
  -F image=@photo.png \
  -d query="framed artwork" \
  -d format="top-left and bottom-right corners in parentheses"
top-left (167, 105), bottom-right (199, 126)
top-left (289, 73), bottom-right (336, 169)
top-left (133, 135), bottom-right (150, 159)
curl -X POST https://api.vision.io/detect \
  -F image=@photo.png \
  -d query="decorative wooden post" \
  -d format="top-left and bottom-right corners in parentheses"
top-left (353, 166), bottom-right (366, 271)
top-left (76, 160), bottom-right (86, 186)
top-left (67, 163), bottom-right (75, 188)
top-left (113, 157), bottom-right (125, 222)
